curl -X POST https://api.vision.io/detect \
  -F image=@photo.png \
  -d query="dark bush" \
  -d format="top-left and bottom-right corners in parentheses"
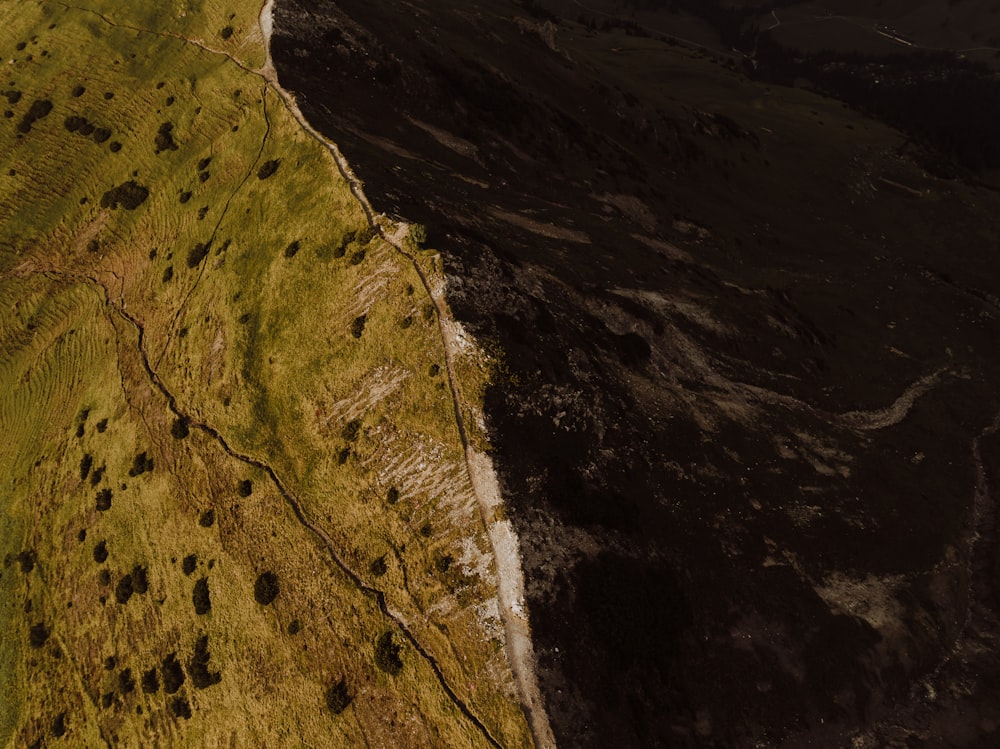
top-left (350, 315), bottom-right (366, 339)
top-left (170, 696), bottom-right (191, 719)
top-left (199, 509), bottom-right (214, 527)
top-left (179, 190), bottom-right (192, 204)
top-left (92, 127), bottom-right (111, 144)
top-left (71, 85), bottom-right (85, 97)
top-left (325, 678), bottom-right (352, 714)
top-left (220, 26), bottom-right (234, 40)
top-left (197, 206), bottom-right (208, 220)
top-left (96, 488), bottom-right (112, 511)
top-left (435, 554), bottom-right (452, 573)
top-left (155, 122), bottom-right (178, 153)
top-left (192, 577), bottom-right (211, 615)
top-left (254, 571), bottom-right (279, 605)
top-left (78, 121), bottom-right (95, 136)
top-left (86, 239), bottom-right (99, 254)
top-left (356, 226), bottom-right (377, 244)
top-left (109, 141), bottom-right (121, 153)
top-left (16, 99), bottom-right (53, 134)
top-left (64, 115), bottom-right (86, 132)
top-left (428, 364), bottom-right (440, 377)
top-left (51, 712), bottom-right (66, 738)
top-left (369, 555), bottom-right (387, 577)
top-left (337, 447), bottom-right (351, 465)
top-left (332, 244), bottom-right (346, 258)
top-left (3, 89), bottom-right (21, 104)
top-left (161, 653), bottom-right (185, 694)
top-left (131, 565), bottom-right (148, 594)
top-left (182, 554), bottom-right (197, 576)
top-left (237, 479), bottom-right (253, 497)
top-left (257, 159), bottom-right (280, 179)
top-left (186, 242), bottom-right (210, 268)
top-left (374, 632), bottom-right (403, 675)
top-left (119, 668), bottom-right (135, 693)
top-left (115, 575), bottom-right (133, 604)
top-left (197, 157), bottom-right (212, 171)
top-left (28, 622), bottom-right (49, 648)
top-left (103, 92), bottom-right (113, 100)
top-left (420, 522), bottom-right (432, 538)
top-left (198, 171), bottom-right (209, 183)
top-left (283, 240), bottom-right (300, 258)
top-left (128, 451), bottom-right (153, 476)
top-left (96, 418), bottom-right (108, 433)
top-left (98, 569), bottom-right (111, 586)
top-left (90, 465), bottom-right (105, 486)
top-left (100, 181), bottom-right (149, 210)
top-left (162, 266), bottom-right (173, 283)
top-left (80, 453), bottom-right (93, 480)
top-left (349, 249), bottom-right (366, 265)
top-left (386, 487), bottom-right (399, 504)
top-left (93, 541), bottom-right (108, 564)
top-left (188, 635), bottom-right (221, 688)
top-left (342, 419), bottom-right (362, 442)
top-left (75, 423), bottom-right (85, 438)
top-left (141, 668), bottom-right (159, 693)
top-left (287, 619), bottom-right (302, 635)
top-left (399, 316), bottom-right (413, 329)
top-left (165, 96), bottom-right (175, 107)
top-left (77, 528), bottom-right (87, 542)
top-left (104, 656), bottom-right (117, 670)
top-left (171, 417), bottom-right (189, 439)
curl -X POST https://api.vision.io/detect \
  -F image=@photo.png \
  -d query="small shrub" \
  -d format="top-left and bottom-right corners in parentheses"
top-left (131, 565), bottom-right (148, 594)
top-left (197, 157), bottom-right (212, 171)
top-left (71, 85), bottom-right (86, 97)
top-left (254, 571), bottom-right (279, 605)
top-left (64, 115), bottom-right (86, 132)
top-left (80, 453), bottom-right (93, 480)
top-left (237, 479), bottom-right (253, 497)
top-left (115, 574), bottom-right (133, 604)
top-left (28, 622), bottom-right (49, 648)
top-left (337, 447), bottom-right (351, 465)
top-left (188, 635), bottom-right (221, 688)
top-left (220, 25), bottom-right (234, 40)
top-left (435, 554), bottom-right (453, 573)
top-left (51, 712), bottom-right (66, 738)
top-left (90, 465), bottom-right (105, 486)
top-left (199, 509), bottom-right (215, 527)
top-left (374, 632), bottom-right (403, 675)
top-left (96, 488), bottom-right (112, 511)
top-left (169, 696), bottom-right (191, 719)
top-left (170, 417), bottom-right (189, 439)
top-left (86, 239), bottom-right (99, 253)
top-left (349, 249), bottom-right (366, 265)
top-left (128, 451), bottom-right (153, 476)
top-left (161, 653), bottom-right (185, 694)
top-left (109, 141), bottom-right (122, 152)
top-left (141, 668), bottom-right (159, 693)
top-left (192, 577), bottom-right (211, 615)
top-left (420, 522), bottom-right (432, 538)
top-left (155, 122), bottom-right (178, 153)
top-left (428, 364), bottom-right (441, 377)
top-left (16, 99), bottom-right (53, 134)
top-left (179, 190), bottom-right (192, 204)
top-left (399, 316), bottom-right (413, 329)
top-left (350, 315), bottom-right (366, 339)
top-left (119, 668), bottom-right (135, 693)
top-left (100, 181), bottom-right (149, 210)
top-left (325, 678), bottom-right (352, 714)
top-left (182, 554), bottom-right (197, 576)
top-left (92, 127), bottom-right (111, 144)
top-left (198, 171), bottom-right (210, 183)
top-left (2, 89), bottom-right (21, 105)
top-left (104, 656), bottom-right (117, 670)
top-left (162, 265), bottom-right (173, 283)
top-left (386, 487), bottom-right (399, 504)
top-left (197, 206), bottom-right (208, 220)
top-left (342, 419), bottom-right (362, 442)
top-left (96, 418), bottom-right (108, 433)
top-left (186, 242), bottom-right (210, 268)
top-left (93, 541), bottom-right (108, 564)
top-left (98, 569), bottom-right (111, 586)
top-left (78, 120), bottom-right (95, 136)
top-left (369, 556), bottom-right (387, 577)
top-left (283, 240), bottom-right (300, 258)
top-left (287, 619), bottom-right (302, 635)
top-left (257, 159), bottom-right (280, 179)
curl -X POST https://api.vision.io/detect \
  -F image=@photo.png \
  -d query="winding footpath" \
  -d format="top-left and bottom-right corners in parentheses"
top-left (257, 2), bottom-right (556, 747)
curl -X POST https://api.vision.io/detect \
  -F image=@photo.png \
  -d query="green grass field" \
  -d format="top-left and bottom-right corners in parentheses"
top-left (0, 1), bottom-right (529, 746)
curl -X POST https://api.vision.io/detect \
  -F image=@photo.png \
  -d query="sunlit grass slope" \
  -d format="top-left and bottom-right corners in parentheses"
top-left (0, 1), bottom-right (529, 746)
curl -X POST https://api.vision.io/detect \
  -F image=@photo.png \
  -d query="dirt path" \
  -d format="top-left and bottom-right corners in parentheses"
top-left (258, 2), bottom-right (555, 747)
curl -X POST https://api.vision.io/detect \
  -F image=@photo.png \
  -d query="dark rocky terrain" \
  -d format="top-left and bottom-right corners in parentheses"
top-left (273, 1), bottom-right (1000, 746)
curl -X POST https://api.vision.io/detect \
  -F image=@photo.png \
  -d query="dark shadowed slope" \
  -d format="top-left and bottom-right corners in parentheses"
top-left (273, 1), bottom-right (1000, 746)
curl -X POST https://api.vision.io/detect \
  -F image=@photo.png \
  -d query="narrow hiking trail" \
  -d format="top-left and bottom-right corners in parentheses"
top-left (257, 4), bottom-right (556, 745)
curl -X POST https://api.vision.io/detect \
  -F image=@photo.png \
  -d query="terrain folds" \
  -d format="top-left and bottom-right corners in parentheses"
top-left (0, 1), bottom-right (530, 746)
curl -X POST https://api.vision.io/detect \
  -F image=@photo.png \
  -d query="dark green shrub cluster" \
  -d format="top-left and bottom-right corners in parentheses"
top-left (71, 85), bottom-right (85, 97)
top-left (374, 632), bottom-right (402, 675)
top-left (287, 619), bottom-right (302, 635)
top-left (170, 696), bottom-right (191, 719)
top-left (186, 241), bottom-right (211, 268)
top-left (341, 419), bottom-right (362, 442)
top-left (254, 571), bottom-right (279, 605)
top-left (197, 157), bottom-right (212, 171)
top-left (93, 540), bottom-right (108, 564)
top-left (170, 417), bottom-right (189, 439)
top-left (96, 418), bottom-right (108, 433)
top-left (179, 190), bottom-right (192, 204)
top-left (220, 26), bottom-right (234, 40)
top-left (128, 451), bottom-right (154, 476)
top-left (348, 249), bottom-right (366, 265)
top-left (141, 668), bottom-right (159, 693)
top-left (51, 712), bottom-right (66, 738)
top-left (155, 122), bottom-right (178, 153)
top-left (118, 668), bottom-right (135, 694)
top-left (257, 159), bottom-right (280, 179)
top-left (182, 554), bottom-right (197, 575)
top-left (386, 487), bottom-right (399, 504)
top-left (188, 635), bottom-right (221, 688)
top-left (162, 653), bottom-right (185, 693)
top-left (4, 89), bottom-right (22, 104)
top-left (16, 99), bottom-right (52, 134)
top-left (434, 553), bottom-right (452, 573)
top-left (80, 453), bottom-right (93, 480)
top-left (95, 488), bottom-right (112, 511)
top-left (369, 555), bottom-right (387, 577)
top-left (16, 550), bottom-right (36, 573)
top-left (162, 266), bottom-right (174, 283)
top-left (325, 678), bottom-right (352, 714)
top-left (192, 577), bottom-right (211, 615)
top-left (350, 315), bottom-right (366, 339)
top-left (28, 622), bottom-right (49, 648)
top-left (100, 180), bottom-right (149, 210)
top-left (199, 509), bottom-right (215, 527)
top-left (90, 465), bottom-right (105, 486)
top-left (283, 240), bottom-right (300, 258)
top-left (237, 479), bottom-right (253, 497)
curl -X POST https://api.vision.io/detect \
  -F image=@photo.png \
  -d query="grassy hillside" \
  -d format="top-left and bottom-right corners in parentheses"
top-left (0, 1), bottom-right (529, 746)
